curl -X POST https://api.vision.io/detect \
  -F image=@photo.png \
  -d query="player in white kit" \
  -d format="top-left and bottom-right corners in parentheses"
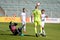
top-left (21, 8), bottom-right (26, 32)
top-left (41, 9), bottom-right (48, 36)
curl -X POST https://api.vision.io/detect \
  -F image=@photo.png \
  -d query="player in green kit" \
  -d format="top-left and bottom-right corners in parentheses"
top-left (32, 6), bottom-right (42, 37)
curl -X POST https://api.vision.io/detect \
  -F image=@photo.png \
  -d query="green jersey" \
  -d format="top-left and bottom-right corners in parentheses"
top-left (32, 9), bottom-right (41, 21)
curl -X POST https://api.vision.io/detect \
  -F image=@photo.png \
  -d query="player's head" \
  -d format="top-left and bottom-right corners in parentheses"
top-left (9, 21), bottom-right (12, 25)
top-left (36, 2), bottom-right (40, 6)
top-left (23, 8), bottom-right (25, 13)
top-left (14, 23), bottom-right (17, 26)
top-left (41, 9), bottom-right (45, 14)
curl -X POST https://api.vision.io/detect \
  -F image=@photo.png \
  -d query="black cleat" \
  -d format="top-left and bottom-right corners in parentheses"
top-left (41, 34), bottom-right (46, 37)
top-left (36, 34), bottom-right (38, 37)
top-left (42, 35), bottom-right (46, 37)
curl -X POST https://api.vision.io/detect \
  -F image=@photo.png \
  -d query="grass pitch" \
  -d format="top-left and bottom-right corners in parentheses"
top-left (0, 23), bottom-right (60, 40)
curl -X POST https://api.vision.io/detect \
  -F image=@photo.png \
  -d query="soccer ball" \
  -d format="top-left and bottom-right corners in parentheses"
top-left (36, 2), bottom-right (40, 6)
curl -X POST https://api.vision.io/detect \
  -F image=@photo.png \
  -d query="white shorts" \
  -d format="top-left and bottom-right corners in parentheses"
top-left (22, 21), bottom-right (26, 25)
top-left (41, 21), bottom-right (45, 28)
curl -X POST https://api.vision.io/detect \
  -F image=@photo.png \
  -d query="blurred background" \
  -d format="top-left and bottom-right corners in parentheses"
top-left (0, 0), bottom-right (60, 18)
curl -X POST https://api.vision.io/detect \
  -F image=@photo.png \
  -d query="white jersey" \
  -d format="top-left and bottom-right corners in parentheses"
top-left (21, 12), bottom-right (26, 22)
top-left (41, 14), bottom-right (46, 27)
top-left (21, 12), bottom-right (26, 31)
top-left (41, 14), bottom-right (46, 21)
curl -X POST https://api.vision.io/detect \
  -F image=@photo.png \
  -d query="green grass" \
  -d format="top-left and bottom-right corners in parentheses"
top-left (0, 23), bottom-right (60, 40)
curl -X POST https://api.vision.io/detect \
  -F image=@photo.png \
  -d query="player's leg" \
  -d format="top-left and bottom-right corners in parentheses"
top-left (42, 22), bottom-right (46, 36)
top-left (23, 23), bottom-right (26, 32)
top-left (38, 21), bottom-right (46, 37)
top-left (17, 25), bottom-right (25, 36)
top-left (17, 21), bottom-right (26, 36)
top-left (22, 21), bottom-right (26, 32)
top-left (39, 21), bottom-right (42, 34)
top-left (19, 25), bottom-right (25, 30)
top-left (13, 29), bottom-right (18, 35)
top-left (18, 28), bottom-right (22, 35)
top-left (34, 21), bottom-right (38, 37)
top-left (23, 24), bottom-right (26, 32)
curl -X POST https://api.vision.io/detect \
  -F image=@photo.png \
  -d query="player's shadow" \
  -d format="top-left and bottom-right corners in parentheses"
top-left (0, 34), bottom-right (35, 37)
top-left (0, 34), bottom-right (14, 36)
top-left (24, 34), bottom-right (35, 37)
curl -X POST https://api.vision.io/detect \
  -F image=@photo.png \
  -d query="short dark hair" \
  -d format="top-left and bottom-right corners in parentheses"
top-left (41, 9), bottom-right (45, 11)
top-left (23, 8), bottom-right (25, 12)
top-left (9, 21), bottom-right (12, 25)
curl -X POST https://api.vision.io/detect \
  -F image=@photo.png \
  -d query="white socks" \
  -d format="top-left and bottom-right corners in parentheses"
top-left (42, 30), bottom-right (46, 35)
top-left (23, 25), bottom-right (26, 32)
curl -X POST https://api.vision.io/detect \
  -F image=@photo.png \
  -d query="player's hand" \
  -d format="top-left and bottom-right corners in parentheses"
top-left (46, 16), bottom-right (48, 18)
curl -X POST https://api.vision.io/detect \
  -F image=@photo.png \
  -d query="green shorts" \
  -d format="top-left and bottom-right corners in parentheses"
top-left (34, 21), bottom-right (42, 26)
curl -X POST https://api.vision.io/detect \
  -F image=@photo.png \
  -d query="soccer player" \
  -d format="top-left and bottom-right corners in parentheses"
top-left (9, 22), bottom-right (24, 36)
top-left (41, 9), bottom-right (48, 36)
top-left (32, 6), bottom-right (42, 37)
top-left (21, 8), bottom-right (26, 32)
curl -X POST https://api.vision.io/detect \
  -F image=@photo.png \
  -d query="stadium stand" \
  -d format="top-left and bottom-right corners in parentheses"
top-left (0, 0), bottom-right (60, 18)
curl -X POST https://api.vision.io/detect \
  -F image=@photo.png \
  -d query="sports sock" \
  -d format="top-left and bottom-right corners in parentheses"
top-left (23, 25), bottom-right (26, 32)
top-left (35, 27), bottom-right (37, 33)
top-left (19, 25), bottom-right (24, 30)
top-left (40, 27), bottom-right (42, 33)
top-left (42, 30), bottom-right (46, 35)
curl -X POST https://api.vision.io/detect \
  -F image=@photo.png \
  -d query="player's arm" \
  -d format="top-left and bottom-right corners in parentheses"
top-left (31, 13), bottom-right (34, 22)
top-left (40, 10), bottom-right (42, 19)
top-left (45, 15), bottom-right (48, 18)
top-left (44, 14), bottom-right (48, 18)
top-left (31, 10), bottom-right (34, 22)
